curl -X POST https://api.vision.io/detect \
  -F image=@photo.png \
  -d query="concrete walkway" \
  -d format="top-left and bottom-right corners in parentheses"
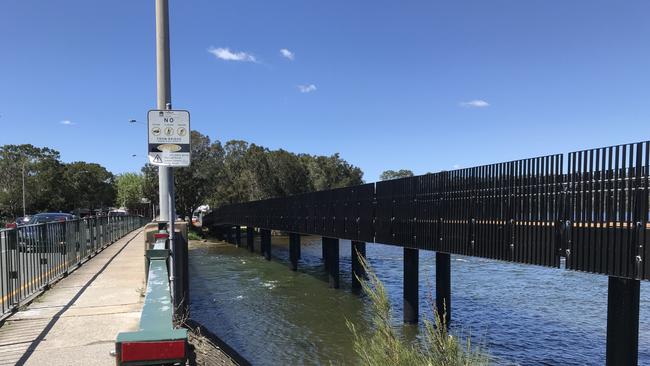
top-left (0, 229), bottom-right (145, 366)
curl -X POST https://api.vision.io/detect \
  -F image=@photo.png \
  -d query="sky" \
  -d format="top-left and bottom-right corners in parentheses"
top-left (1, 1), bottom-right (649, 182)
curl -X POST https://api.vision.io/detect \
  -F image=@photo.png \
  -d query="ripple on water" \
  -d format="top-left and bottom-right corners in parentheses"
top-left (189, 237), bottom-right (650, 366)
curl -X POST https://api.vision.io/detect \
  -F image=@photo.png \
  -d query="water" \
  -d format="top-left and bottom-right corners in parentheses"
top-left (189, 236), bottom-right (650, 365)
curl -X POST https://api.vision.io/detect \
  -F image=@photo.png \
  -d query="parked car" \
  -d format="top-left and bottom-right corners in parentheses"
top-left (5, 216), bottom-right (30, 229)
top-left (19, 213), bottom-right (77, 252)
top-left (108, 209), bottom-right (128, 217)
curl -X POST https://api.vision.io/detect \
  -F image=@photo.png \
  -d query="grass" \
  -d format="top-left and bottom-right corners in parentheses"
top-left (188, 230), bottom-right (203, 241)
top-left (347, 253), bottom-right (490, 366)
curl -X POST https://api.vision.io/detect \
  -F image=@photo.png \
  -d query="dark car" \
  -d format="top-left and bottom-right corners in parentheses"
top-left (19, 213), bottom-right (77, 252)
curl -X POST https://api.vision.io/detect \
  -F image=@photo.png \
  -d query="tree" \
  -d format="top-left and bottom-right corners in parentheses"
top-left (0, 144), bottom-right (66, 219)
top-left (115, 173), bottom-right (144, 211)
top-left (64, 162), bottom-right (116, 212)
top-left (141, 163), bottom-right (159, 207)
top-left (140, 135), bottom-right (365, 211)
top-left (266, 149), bottom-right (311, 197)
top-left (380, 169), bottom-right (414, 181)
top-left (300, 153), bottom-right (364, 190)
top-left (174, 131), bottom-right (224, 219)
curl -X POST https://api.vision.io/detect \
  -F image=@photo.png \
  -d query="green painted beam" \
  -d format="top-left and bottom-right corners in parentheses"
top-left (115, 237), bottom-right (188, 363)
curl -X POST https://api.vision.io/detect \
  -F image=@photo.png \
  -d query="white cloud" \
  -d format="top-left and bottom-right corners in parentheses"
top-left (459, 100), bottom-right (490, 108)
top-left (280, 48), bottom-right (294, 60)
top-left (207, 47), bottom-right (257, 63)
top-left (452, 164), bottom-right (461, 170)
top-left (60, 120), bottom-right (75, 125)
top-left (297, 84), bottom-right (317, 93)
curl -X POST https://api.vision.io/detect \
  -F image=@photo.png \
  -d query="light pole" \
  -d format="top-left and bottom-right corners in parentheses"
top-left (21, 162), bottom-right (26, 217)
top-left (154, 0), bottom-right (177, 305)
top-left (155, 0), bottom-right (175, 227)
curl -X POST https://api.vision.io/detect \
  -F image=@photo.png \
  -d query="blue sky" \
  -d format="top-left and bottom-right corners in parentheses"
top-left (1, 1), bottom-right (649, 182)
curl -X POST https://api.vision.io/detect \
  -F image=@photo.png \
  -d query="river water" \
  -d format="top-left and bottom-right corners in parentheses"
top-left (189, 236), bottom-right (650, 365)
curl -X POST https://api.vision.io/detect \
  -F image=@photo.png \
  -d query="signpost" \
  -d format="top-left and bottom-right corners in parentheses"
top-left (147, 109), bottom-right (191, 167)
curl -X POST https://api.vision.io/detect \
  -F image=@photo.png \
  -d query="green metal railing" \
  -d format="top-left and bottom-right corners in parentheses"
top-left (0, 215), bottom-right (147, 318)
top-left (115, 230), bottom-right (187, 365)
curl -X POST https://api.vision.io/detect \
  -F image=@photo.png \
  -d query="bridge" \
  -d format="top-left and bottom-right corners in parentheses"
top-left (205, 139), bottom-right (650, 366)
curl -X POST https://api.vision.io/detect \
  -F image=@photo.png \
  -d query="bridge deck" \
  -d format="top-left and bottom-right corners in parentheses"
top-left (0, 230), bottom-right (144, 366)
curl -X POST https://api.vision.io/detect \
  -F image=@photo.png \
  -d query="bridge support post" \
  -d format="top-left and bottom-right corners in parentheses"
top-left (606, 276), bottom-right (639, 366)
top-left (351, 241), bottom-right (366, 292)
top-left (289, 233), bottom-right (300, 271)
top-left (404, 247), bottom-right (419, 324)
top-left (246, 227), bottom-right (255, 253)
top-left (324, 237), bottom-right (339, 288)
top-left (235, 226), bottom-right (241, 247)
top-left (261, 229), bottom-right (271, 260)
top-left (226, 226), bottom-right (233, 244)
top-left (436, 252), bottom-right (451, 327)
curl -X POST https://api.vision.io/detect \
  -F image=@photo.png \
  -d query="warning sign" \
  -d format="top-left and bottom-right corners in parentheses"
top-left (147, 110), bottom-right (191, 167)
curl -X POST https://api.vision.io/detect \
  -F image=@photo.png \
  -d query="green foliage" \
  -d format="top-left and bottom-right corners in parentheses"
top-left (0, 131), bottom-right (364, 221)
top-left (174, 131), bottom-right (224, 218)
top-left (141, 163), bottom-right (159, 207)
top-left (348, 254), bottom-right (490, 366)
top-left (115, 173), bottom-right (145, 211)
top-left (0, 144), bottom-right (117, 220)
top-left (141, 131), bottom-right (365, 215)
top-left (380, 169), bottom-right (414, 181)
top-left (64, 162), bottom-right (116, 211)
top-left (187, 230), bottom-right (203, 241)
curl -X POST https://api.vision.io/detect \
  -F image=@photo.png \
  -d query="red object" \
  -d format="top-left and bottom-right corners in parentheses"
top-left (5, 222), bottom-right (16, 229)
top-left (120, 340), bottom-right (185, 363)
top-left (154, 233), bottom-right (169, 239)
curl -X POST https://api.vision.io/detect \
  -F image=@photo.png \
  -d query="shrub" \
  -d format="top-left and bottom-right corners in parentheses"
top-left (347, 253), bottom-right (490, 366)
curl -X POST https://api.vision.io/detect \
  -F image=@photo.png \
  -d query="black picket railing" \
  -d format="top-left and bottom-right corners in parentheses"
top-left (0, 215), bottom-right (147, 318)
top-left (206, 140), bottom-right (650, 281)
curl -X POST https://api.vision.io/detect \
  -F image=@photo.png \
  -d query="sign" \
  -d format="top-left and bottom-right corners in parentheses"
top-left (147, 110), bottom-right (191, 167)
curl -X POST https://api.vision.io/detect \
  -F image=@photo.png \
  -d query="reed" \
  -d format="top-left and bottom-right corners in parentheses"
top-left (347, 253), bottom-right (490, 366)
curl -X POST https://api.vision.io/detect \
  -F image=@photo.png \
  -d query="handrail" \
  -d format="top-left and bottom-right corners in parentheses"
top-left (115, 231), bottom-right (187, 365)
top-left (0, 215), bottom-right (147, 320)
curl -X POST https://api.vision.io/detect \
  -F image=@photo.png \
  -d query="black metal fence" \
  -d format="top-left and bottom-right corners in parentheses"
top-left (206, 140), bottom-right (650, 280)
top-left (0, 215), bottom-right (147, 317)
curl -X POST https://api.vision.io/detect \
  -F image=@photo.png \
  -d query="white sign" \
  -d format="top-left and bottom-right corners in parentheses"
top-left (147, 110), bottom-right (191, 167)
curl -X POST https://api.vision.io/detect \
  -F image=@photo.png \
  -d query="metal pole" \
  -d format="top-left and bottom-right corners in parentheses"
top-left (155, 0), bottom-right (176, 303)
top-left (22, 162), bottom-right (26, 217)
top-left (155, 0), bottom-right (173, 224)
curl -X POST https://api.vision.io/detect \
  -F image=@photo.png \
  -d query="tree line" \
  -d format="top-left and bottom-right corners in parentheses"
top-left (0, 132), bottom-right (365, 222)
top-left (0, 144), bottom-right (116, 222)
top-left (141, 131), bottom-right (365, 219)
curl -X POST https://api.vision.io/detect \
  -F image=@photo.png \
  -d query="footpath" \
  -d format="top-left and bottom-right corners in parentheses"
top-left (0, 229), bottom-right (145, 366)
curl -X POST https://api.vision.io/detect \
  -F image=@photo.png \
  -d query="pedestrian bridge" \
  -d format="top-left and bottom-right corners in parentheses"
top-left (206, 139), bottom-right (650, 366)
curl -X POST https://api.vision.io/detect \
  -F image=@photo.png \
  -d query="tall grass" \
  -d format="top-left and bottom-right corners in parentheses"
top-left (347, 254), bottom-right (490, 366)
